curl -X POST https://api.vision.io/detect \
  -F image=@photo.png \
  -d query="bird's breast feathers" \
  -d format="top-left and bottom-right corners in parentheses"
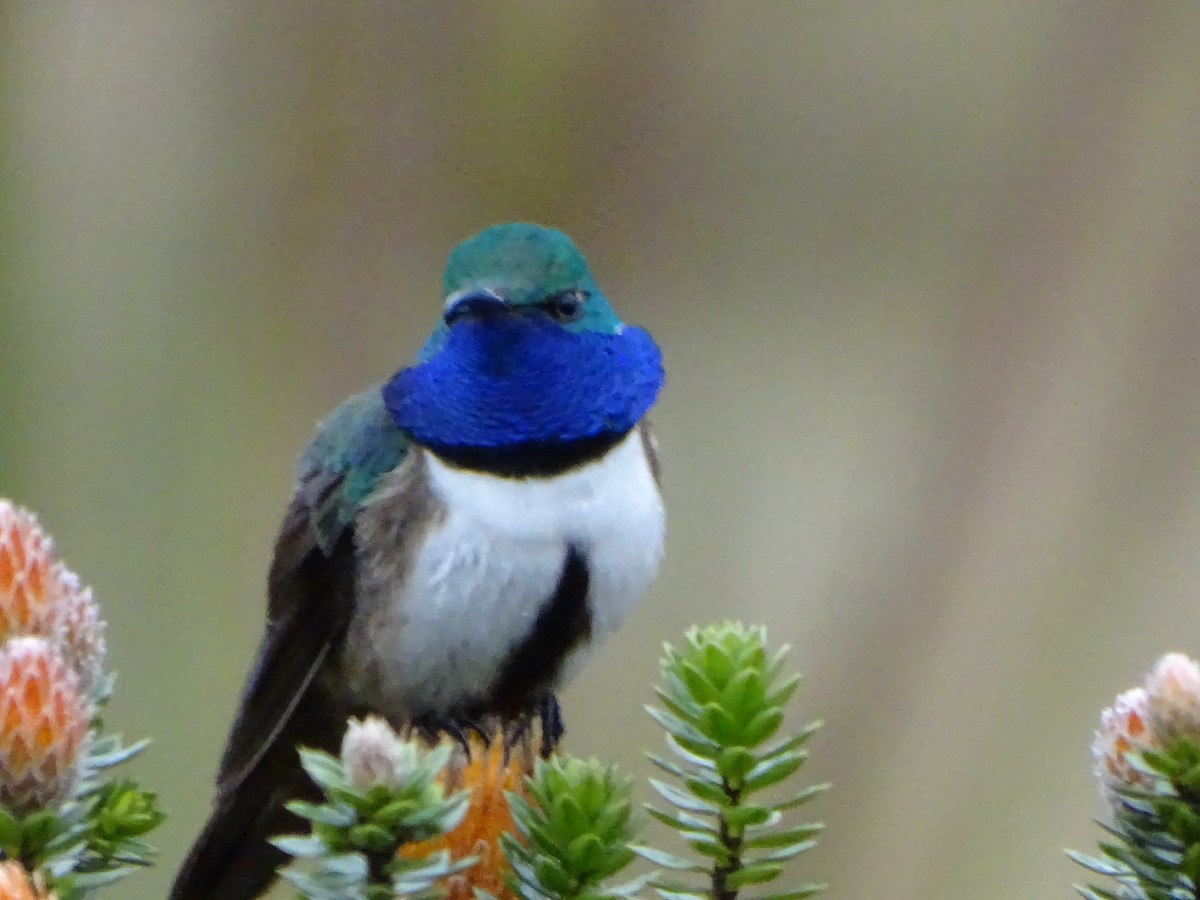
top-left (346, 428), bottom-right (664, 718)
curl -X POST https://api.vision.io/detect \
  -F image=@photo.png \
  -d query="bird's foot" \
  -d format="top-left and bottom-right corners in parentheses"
top-left (410, 710), bottom-right (492, 752)
top-left (408, 696), bottom-right (563, 758)
top-left (498, 694), bottom-right (563, 757)
top-left (535, 693), bottom-right (564, 754)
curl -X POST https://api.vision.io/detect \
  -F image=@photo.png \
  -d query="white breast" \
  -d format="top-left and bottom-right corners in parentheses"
top-left (358, 430), bottom-right (664, 717)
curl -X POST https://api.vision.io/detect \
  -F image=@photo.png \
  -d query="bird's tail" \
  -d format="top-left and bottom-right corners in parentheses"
top-left (168, 690), bottom-right (339, 900)
top-left (169, 784), bottom-right (292, 900)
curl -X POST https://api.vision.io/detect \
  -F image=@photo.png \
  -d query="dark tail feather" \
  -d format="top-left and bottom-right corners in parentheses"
top-left (169, 688), bottom-right (341, 900)
top-left (168, 784), bottom-right (294, 900)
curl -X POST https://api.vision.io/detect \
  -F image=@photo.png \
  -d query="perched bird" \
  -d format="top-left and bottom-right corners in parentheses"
top-left (170, 223), bottom-right (666, 899)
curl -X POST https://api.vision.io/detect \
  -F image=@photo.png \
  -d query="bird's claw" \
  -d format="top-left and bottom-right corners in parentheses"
top-left (409, 694), bottom-right (564, 757)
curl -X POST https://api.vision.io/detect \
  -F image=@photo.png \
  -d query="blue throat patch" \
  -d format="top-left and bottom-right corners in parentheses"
top-left (383, 314), bottom-right (663, 450)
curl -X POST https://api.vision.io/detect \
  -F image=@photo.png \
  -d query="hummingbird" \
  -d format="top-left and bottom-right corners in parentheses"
top-left (170, 223), bottom-right (665, 899)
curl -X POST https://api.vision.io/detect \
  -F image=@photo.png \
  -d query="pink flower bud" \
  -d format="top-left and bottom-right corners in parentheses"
top-left (341, 716), bottom-right (412, 791)
top-left (1144, 652), bottom-right (1200, 744)
top-left (1092, 687), bottom-right (1159, 803)
top-left (52, 568), bottom-right (106, 699)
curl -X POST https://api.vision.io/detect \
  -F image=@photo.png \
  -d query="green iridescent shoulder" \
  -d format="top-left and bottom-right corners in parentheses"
top-left (297, 385), bottom-right (409, 552)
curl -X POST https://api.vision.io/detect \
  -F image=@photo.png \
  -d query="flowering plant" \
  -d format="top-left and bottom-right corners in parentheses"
top-left (276, 622), bottom-right (827, 900)
top-left (0, 500), bottom-right (163, 898)
top-left (1073, 652), bottom-right (1200, 898)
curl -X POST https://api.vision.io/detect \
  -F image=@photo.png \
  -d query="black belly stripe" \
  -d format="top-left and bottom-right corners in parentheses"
top-left (488, 545), bottom-right (592, 711)
top-left (424, 430), bottom-right (627, 478)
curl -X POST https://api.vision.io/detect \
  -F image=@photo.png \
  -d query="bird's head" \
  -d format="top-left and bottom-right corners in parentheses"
top-left (437, 223), bottom-right (620, 337)
top-left (386, 223), bottom-right (663, 454)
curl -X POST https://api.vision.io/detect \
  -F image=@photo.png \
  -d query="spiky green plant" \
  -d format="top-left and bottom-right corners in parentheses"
top-left (500, 756), bottom-right (648, 900)
top-left (273, 720), bottom-right (473, 900)
top-left (0, 736), bottom-right (163, 898)
top-left (1072, 652), bottom-right (1200, 899)
top-left (633, 622), bottom-right (827, 900)
top-left (278, 624), bottom-right (828, 900)
top-left (1071, 740), bottom-right (1200, 900)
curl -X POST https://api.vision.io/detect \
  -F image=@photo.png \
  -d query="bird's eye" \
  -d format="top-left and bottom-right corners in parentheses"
top-left (545, 291), bottom-right (584, 322)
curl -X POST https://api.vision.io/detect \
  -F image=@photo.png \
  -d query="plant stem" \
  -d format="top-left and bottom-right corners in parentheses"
top-left (713, 782), bottom-right (744, 900)
top-left (366, 848), bottom-right (394, 891)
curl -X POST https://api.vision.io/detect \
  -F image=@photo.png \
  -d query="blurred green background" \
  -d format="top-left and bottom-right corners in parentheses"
top-left (5, 2), bottom-right (1200, 897)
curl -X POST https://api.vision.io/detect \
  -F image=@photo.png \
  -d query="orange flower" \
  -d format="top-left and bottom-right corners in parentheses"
top-left (0, 501), bottom-right (107, 701)
top-left (399, 718), bottom-right (556, 900)
top-left (0, 638), bottom-right (90, 813)
top-left (0, 502), bottom-right (58, 641)
top-left (0, 859), bottom-right (56, 899)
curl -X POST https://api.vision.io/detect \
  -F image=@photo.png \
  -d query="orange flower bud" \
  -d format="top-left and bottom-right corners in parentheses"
top-left (0, 501), bottom-right (108, 701)
top-left (0, 637), bottom-right (90, 813)
top-left (0, 860), bottom-right (56, 900)
top-left (0, 502), bottom-right (58, 641)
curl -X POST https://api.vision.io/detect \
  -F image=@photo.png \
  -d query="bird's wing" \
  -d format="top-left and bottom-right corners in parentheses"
top-left (170, 388), bottom-right (411, 898)
top-left (213, 385), bottom-right (409, 792)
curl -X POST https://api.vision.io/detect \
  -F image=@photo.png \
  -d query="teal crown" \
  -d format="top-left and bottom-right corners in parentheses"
top-left (442, 222), bottom-right (597, 306)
